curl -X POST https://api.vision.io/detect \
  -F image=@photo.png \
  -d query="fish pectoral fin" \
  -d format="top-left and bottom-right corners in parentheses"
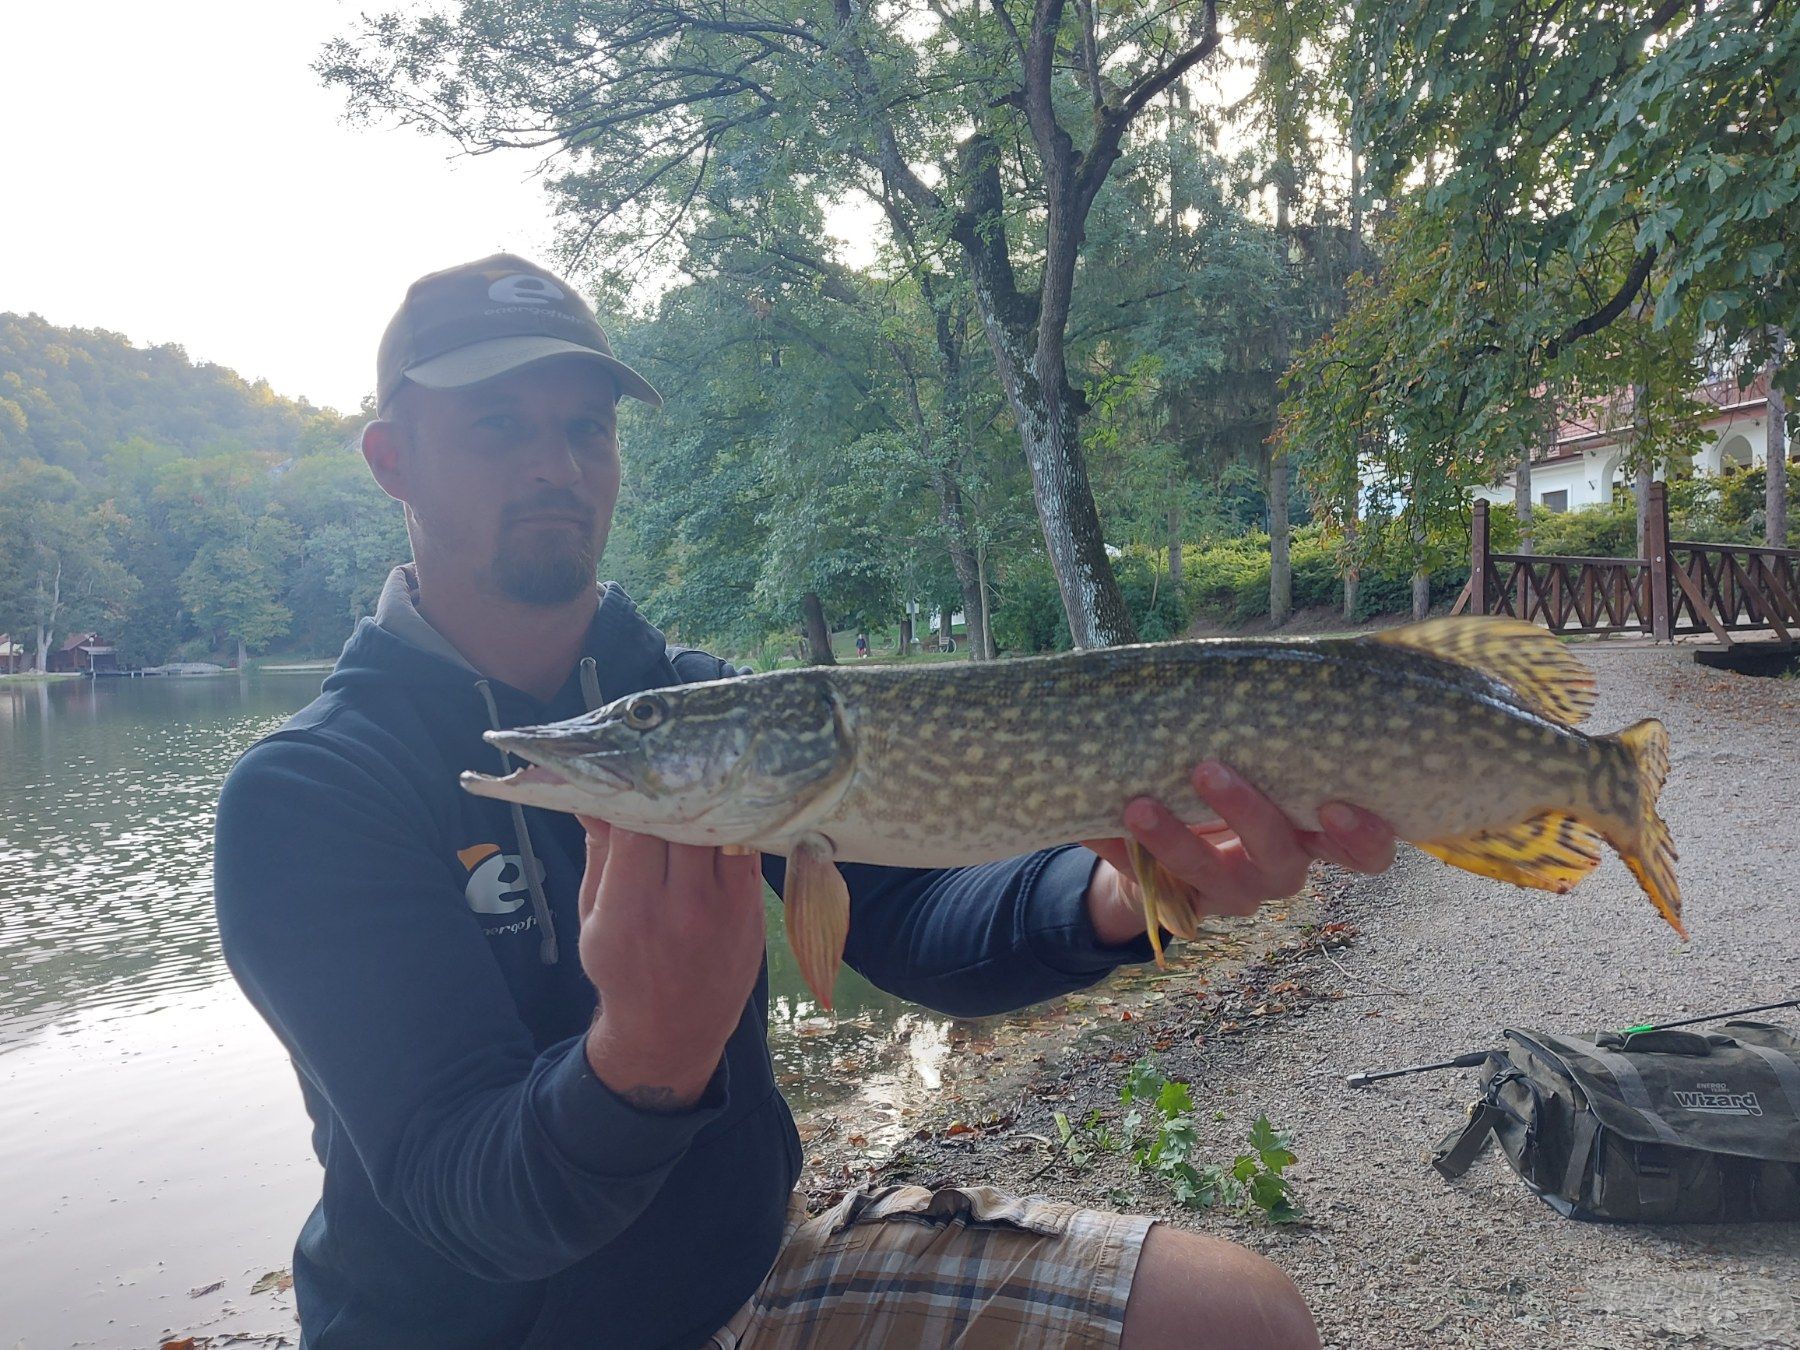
top-left (1366, 617), bottom-right (1597, 726)
top-left (1417, 810), bottom-right (1605, 894)
top-left (784, 834), bottom-right (850, 1011)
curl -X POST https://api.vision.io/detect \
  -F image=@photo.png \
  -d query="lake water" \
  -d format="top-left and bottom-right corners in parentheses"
top-left (0, 673), bottom-right (957, 1349)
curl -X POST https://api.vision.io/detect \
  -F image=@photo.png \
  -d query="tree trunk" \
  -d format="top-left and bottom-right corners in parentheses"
top-left (1410, 490), bottom-right (1431, 620)
top-left (35, 620), bottom-right (49, 674)
top-left (800, 592), bottom-right (836, 665)
top-left (1631, 381), bottom-right (1653, 557)
top-left (952, 131), bottom-right (1134, 649)
top-left (1266, 453), bottom-right (1292, 626)
top-left (975, 545), bottom-right (993, 659)
top-left (934, 475), bottom-right (989, 661)
top-left (1010, 379), bottom-right (1133, 647)
top-left (1167, 500), bottom-right (1183, 592)
top-left (899, 612), bottom-right (913, 655)
top-left (1342, 507), bottom-right (1360, 620)
top-left (1768, 335), bottom-right (1789, 549)
top-left (236, 636), bottom-right (248, 670)
top-left (1514, 451), bottom-right (1534, 555)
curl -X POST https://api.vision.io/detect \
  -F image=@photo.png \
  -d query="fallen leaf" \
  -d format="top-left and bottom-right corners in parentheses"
top-left (160, 1340), bottom-right (199, 1350)
top-left (944, 1121), bottom-right (974, 1137)
top-left (846, 1134), bottom-right (868, 1147)
top-left (250, 1269), bottom-right (294, 1295)
top-left (188, 1280), bottom-right (225, 1298)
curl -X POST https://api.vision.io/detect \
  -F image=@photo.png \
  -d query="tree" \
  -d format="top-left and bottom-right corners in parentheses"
top-left (1357, 0), bottom-right (1800, 382)
top-left (0, 460), bottom-right (137, 669)
top-left (179, 514), bottom-right (302, 667)
top-left (322, 0), bottom-right (1257, 647)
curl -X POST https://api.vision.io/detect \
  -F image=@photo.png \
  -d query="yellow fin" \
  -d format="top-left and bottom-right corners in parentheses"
top-left (1367, 617), bottom-right (1597, 725)
top-left (1125, 839), bottom-right (1198, 964)
top-left (1418, 810), bottom-right (1605, 893)
top-left (784, 835), bottom-right (850, 1010)
top-left (1602, 718), bottom-right (1685, 939)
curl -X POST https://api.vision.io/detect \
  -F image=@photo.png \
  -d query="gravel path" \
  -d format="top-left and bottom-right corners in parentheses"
top-left (814, 643), bottom-right (1800, 1349)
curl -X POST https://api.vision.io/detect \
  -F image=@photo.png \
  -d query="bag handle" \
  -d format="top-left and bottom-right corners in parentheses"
top-left (1431, 1101), bottom-right (1504, 1180)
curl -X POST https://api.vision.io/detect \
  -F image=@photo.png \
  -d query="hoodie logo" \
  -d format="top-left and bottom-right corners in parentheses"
top-left (457, 843), bottom-right (545, 916)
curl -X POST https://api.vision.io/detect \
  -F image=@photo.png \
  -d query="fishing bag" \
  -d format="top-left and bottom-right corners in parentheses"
top-left (1431, 1021), bottom-right (1800, 1222)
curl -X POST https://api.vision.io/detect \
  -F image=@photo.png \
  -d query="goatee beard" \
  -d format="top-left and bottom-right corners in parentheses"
top-left (494, 536), bottom-right (598, 606)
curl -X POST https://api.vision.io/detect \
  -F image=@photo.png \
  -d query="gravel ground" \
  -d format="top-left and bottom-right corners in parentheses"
top-left (808, 642), bottom-right (1800, 1349)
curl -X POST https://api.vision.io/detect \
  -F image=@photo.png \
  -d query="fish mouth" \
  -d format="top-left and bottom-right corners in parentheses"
top-left (483, 730), bottom-right (637, 793)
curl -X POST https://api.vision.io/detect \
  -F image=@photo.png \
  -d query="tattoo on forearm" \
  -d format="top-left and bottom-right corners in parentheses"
top-left (619, 1085), bottom-right (684, 1112)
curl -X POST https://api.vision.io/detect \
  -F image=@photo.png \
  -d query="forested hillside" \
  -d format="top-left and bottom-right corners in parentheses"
top-left (0, 314), bottom-right (403, 670)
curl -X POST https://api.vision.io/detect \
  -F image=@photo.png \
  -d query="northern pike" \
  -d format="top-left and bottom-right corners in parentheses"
top-left (463, 618), bottom-right (1681, 1007)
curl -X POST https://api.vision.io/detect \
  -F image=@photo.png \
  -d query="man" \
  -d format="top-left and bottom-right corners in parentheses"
top-left (214, 254), bottom-right (1396, 1350)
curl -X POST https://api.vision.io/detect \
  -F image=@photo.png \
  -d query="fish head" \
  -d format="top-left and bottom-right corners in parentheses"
top-left (466, 674), bottom-right (851, 844)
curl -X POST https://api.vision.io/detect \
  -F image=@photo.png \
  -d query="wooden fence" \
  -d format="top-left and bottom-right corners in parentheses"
top-left (1453, 481), bottom-right (1800, 648)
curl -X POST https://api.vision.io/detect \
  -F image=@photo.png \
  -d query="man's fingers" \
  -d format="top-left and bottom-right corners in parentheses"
top-left (1123, 797), bottom-right (1235, 894)
top-left (1313, 801), bottom-right (1398, 874)
top-left (603, 824), bottom-right (669, 889)
top-left (1191, 763), bottom-right (1309, 894)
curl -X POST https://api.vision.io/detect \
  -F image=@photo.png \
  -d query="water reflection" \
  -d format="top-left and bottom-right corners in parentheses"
top-left (0, 675), bottom-right (316, 1049)
top-left (0, 673), bottom-right (959, 1111)
top-left (1, 670), bottom-right (984, 1348)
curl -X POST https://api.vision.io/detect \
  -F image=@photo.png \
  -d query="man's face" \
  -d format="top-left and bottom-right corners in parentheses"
top-left (384, 356), bottom-right (622, 606)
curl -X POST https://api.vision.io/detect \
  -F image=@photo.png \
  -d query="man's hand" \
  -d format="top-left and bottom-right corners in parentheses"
top-left (574, 816), bottom-right (766, 1112)
top-left (1083, 761), bottom-right (1396, 947)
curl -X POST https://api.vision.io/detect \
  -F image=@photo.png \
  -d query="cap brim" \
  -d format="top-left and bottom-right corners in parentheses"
top-left (404, 335), bottom-right (662, 408)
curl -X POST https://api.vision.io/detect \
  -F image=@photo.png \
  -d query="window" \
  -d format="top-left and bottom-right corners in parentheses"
top-left (1540, 490), bottom-right (1569, 513)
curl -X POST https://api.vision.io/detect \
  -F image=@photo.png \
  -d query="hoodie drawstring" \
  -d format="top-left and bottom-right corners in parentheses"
top-left (579, 657), bottom-right (602, 713)
top-left (474, 679), bottom-right (560, 966)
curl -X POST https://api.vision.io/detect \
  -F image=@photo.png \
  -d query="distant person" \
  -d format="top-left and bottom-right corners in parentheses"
top-left (212, 253), bottom-right (1395, 1350)
top-left (855, 631), bottom-right (869, 659)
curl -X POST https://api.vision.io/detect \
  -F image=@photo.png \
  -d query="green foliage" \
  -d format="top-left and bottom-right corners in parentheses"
top-left (1055, 1057), bottom-right (1302, 1223)
top-left (1359, 0), bottom-right (1799, 365)
top-left (0, 316), bottom-right (388, 665)
top-left (0, 313), bottom-right (344, 478)
top-left (1503, 470), bottom-right (1800, 560)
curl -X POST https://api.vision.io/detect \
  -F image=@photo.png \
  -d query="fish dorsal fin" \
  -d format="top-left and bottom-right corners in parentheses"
top-left (1365, 617), bottom-right (1597, 725)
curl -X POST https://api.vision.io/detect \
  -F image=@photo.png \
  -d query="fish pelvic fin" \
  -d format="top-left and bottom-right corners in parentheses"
top-left (1366, 617), bottom-right (1597, 726)
top-left (1600, 718), bottom-right (1685, 939)
top-left (1417, 810), bottom-right (1605, 893)
top-left (784, 834), bottom-right (850, 1010)
top-left (1124, 839), bottom-right (1199, 966)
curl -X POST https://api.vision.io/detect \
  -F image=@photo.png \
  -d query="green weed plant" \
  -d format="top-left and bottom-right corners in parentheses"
top-left (1053, 1056), bottom-right (1302, 1223)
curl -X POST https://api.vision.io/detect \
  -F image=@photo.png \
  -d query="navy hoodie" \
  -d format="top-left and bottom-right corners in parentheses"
top-left (214, 568), bottom-right (1150, 1349)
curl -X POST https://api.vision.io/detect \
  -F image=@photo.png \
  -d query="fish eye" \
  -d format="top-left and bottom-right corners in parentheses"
top-left (622, 695), bottom-right (665, 731)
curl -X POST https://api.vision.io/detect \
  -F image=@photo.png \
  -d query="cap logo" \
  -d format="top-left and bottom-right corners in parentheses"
top-left (487, 274), bottom-right (563, 306)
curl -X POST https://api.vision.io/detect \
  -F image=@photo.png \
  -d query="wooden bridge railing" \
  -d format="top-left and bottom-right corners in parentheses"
top-left (1455, 481), bottom-right (1800, 648)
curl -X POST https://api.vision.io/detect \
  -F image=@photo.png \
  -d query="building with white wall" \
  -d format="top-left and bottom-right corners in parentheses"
top-left (1471, 369), bottom-right (1778, 513)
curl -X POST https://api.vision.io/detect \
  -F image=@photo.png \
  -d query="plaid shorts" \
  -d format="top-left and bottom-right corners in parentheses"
top-left (705, 1185), bottom-right (1156, 1349)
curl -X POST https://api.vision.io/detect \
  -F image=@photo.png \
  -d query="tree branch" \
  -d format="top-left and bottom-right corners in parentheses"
top-left (1543, 246), bottom-right (1658, 360)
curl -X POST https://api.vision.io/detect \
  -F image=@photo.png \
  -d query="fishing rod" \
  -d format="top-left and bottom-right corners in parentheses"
top-left (1345, 996), bottom-right (1800, 1089)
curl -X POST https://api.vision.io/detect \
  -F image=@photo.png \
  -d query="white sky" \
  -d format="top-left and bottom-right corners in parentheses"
top-left (0, 1), bottom-right (560, 415)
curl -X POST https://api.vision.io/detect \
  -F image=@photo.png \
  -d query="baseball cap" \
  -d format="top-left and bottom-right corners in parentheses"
top-left (375, 253), bottom-right (662, 414)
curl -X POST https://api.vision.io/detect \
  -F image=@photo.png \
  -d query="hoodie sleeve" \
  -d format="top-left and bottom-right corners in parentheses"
top-left (214, 733), bottom-right (732, 1283)
top-left (762, 848), bottom-right (1155, 1018)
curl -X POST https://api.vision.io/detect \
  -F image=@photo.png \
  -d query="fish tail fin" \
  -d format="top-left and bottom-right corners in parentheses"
top-left (1417, 719), bottom-right (1684, 940)
top-left (1599, 718), bottom-right (1685, 939)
